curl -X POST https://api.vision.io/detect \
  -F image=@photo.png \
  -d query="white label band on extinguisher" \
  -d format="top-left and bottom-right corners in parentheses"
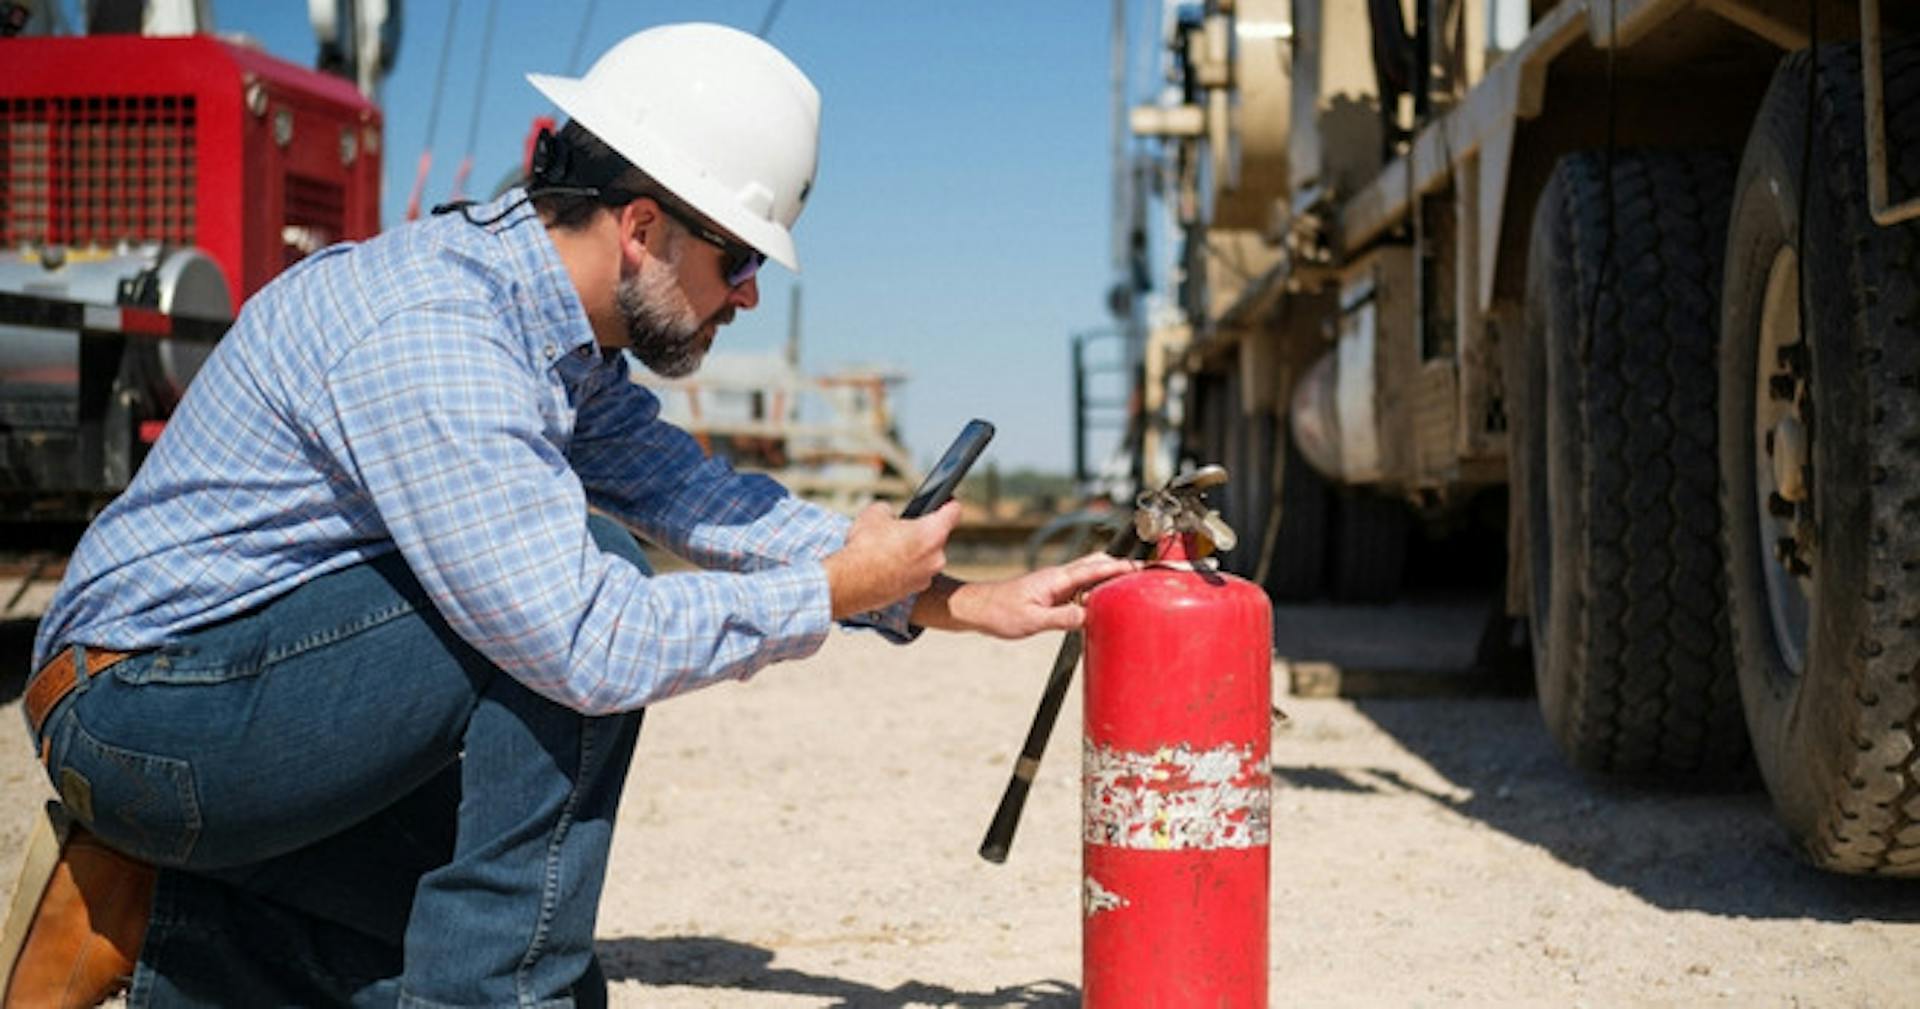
top-left (1083, 740), bottom-right (1271, 850)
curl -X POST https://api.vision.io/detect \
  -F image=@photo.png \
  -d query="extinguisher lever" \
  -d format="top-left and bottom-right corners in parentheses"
top-left (978, 521), bottom-right (1144, 864)
top-left (1134, 463), bottom-right (1237, 556)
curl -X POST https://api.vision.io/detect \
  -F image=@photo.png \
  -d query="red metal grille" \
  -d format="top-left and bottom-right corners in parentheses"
top-left (0, 94), bottom-right (197, 248)
top-left (283, 173), bottom-right (345, 268)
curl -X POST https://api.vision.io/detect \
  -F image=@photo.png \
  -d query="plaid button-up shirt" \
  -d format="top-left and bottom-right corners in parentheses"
top-left (35, 191), bottom-right (909, 714)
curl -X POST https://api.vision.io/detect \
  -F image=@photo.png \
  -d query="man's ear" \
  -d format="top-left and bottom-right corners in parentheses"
top-left (616, 198), bottom-right (660, 271)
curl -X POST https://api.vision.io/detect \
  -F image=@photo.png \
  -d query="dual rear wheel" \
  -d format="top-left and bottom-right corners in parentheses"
top-left (1719, 42), bottom-right (1920, 873)
top-left (1520, 39), bottom-right (1920, 872)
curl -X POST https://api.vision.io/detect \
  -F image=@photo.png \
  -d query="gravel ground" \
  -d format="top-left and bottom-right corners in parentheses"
top-left (5, 592), bottom-right (1920, 1006)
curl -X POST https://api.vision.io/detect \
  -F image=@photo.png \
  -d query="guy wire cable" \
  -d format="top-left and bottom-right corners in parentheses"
top-left (564, 0), bottom-right (600, 75)
top-left (449, 0), bottom-right (501, 201)
top-left (406, 0), bottom-right (463, 220)
top-left (758, 0), bottom-right (788, 38)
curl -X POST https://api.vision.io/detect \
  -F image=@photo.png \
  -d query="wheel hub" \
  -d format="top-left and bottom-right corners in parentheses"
top-left (1754, 247), bottom-right (1814, 674)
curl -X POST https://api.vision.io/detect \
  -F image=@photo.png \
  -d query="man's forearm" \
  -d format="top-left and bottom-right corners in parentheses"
top-left (907, 573), bottom-right (969, 632)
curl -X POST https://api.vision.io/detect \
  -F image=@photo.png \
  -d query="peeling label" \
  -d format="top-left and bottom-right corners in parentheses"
top-left (1084, 875), bottom-right (1130, 918)
top-left (1083, 740), bottom-right (1270, 850)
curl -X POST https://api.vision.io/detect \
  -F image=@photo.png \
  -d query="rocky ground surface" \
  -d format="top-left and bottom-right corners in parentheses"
top-left (3, 575), bottom-right (1919, 1007)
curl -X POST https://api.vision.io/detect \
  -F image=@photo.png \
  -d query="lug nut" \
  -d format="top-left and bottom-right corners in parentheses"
top-left (1777, 342), bottom-right (1810, 373)
top-left (1772, 415), bottom-right (1810, 502)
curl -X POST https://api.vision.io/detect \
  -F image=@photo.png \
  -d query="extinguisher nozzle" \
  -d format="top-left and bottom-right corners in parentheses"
top-left (976, 632), bottom-right (1083, 865)
top-left (974, 527), bottom-right (1143, 868)
top-left (978, 775), bottom-right (1032, 864)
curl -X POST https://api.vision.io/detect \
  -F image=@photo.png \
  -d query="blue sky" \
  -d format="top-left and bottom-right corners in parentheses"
top-left (187, 1), bottom-right (1156, 474)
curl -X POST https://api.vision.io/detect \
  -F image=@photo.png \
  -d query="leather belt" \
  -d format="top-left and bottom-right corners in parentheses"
top-left (24, 647), bottom-right (137, 747)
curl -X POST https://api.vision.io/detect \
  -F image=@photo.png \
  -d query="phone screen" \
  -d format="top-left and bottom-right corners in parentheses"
top-left (901, 419), bottom-right (995, 518)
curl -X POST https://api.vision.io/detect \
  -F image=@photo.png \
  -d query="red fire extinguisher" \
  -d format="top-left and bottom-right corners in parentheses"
top-left (1081, 469), bottom-right (1272, 1007)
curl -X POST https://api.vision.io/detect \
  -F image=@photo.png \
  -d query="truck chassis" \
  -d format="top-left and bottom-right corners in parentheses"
top-left (1135, 0), bottom-right (1920, 873)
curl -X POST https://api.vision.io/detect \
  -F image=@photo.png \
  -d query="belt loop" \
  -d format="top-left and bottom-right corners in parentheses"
top-left (28, 644), bottom-right (139, 768)
top-left (69, 641), bottom-right (89, 699)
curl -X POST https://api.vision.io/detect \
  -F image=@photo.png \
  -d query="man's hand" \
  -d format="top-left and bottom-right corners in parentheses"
top-left (913, 552), bottom-right (1141, 639)
top-left (821, 500), bottom-right (962, 619)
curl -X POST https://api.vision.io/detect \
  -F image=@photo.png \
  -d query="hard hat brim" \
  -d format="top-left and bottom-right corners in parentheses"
top-left (526, 71), bottom-right (803, 272)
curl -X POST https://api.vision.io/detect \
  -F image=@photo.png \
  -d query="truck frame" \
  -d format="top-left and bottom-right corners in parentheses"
top-left (1131, 0), bottom-right (1920, 874)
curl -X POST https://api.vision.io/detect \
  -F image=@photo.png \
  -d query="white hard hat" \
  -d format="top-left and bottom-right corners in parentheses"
top-left (527, 23), bottom-right (820, 271)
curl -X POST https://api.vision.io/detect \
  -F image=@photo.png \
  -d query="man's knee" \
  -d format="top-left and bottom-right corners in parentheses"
top-left (585, 513), bottom-right (651, 575)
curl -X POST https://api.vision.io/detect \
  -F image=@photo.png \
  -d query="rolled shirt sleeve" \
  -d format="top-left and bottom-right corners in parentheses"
top-left (321, 306), bottom-right (860, 715)
top-left (566, 353), bottom-right (921, 643)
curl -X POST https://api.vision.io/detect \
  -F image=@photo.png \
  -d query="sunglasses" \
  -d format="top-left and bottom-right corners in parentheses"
top-left (653, 198), bottom-right (766, 288)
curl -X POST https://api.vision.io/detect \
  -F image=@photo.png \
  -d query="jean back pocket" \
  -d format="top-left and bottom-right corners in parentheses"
top-left (52, 717), bottom-right (203, 865)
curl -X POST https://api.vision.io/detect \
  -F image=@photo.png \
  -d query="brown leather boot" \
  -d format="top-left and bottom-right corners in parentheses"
top-left (0, 802), bottom-right (155, 1008)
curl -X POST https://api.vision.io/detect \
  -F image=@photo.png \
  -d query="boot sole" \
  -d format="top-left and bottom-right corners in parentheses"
top-left (0, 801), bottom-right (72, 995)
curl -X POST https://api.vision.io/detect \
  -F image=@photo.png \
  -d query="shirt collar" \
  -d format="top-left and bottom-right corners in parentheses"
top-left (463, 187), bottom-right (599, 365)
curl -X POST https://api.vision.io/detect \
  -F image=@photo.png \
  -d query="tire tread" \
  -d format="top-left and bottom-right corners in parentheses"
top-left (1795, 38), bottom-right (1920, 872)
top-left (1538, 149), bottom-right (1749, 778)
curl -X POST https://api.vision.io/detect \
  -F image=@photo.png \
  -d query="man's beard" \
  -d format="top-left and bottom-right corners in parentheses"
top-left (616, 236), bottom-right (731, 379)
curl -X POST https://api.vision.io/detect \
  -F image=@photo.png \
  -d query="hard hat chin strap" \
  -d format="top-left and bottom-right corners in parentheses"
top-left (430, 185), bottom-right (607, 228)
top-left (431, 130), bottom-right (635, 228)
top-left (531, 127), bottom-right (640, 197)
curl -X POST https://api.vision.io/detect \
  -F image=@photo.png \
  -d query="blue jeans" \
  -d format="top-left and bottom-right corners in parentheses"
top-left (36, 515), bottom-right (650, 1007)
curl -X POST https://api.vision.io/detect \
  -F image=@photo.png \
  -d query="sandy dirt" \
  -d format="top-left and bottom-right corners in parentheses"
top-left (5, 588), bottom-right (1920, 1007)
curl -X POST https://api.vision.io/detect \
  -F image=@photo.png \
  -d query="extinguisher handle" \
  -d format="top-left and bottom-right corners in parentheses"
top-left (978, 523), bottom-right (1143, 864)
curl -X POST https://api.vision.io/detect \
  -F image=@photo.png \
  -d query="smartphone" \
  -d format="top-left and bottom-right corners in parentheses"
top-left (901, 419), bottom-right (995, 518)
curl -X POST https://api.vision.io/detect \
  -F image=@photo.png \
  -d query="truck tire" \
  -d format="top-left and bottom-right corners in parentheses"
top-left (1719, 40), bottom-right (1920, 874)
top-left (1229, 376), bottom-right (1268, 579)
top-left (1185, 370), bottom-right (1326, 595)
top-left (1520, 149), bottom-right (1749, 779)
top-left (1263, 437), bottom-right (1330, 601)
top-left (1328, 490), bottom-right (1407, 603)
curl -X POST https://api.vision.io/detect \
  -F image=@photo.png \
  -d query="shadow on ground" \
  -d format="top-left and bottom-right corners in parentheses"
top-left (0, 618), bottom-right (36, 707)
top-left (1272, 521), bottom-right (1920, 925)
top-left (1274, 693), bottom-right (1920, 922)
top-left (597, 935), bottom-right (1077, 1008)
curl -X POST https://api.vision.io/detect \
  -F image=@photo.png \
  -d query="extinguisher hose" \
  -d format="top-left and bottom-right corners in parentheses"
top-left (978, 522), bottom-right (1145, 864)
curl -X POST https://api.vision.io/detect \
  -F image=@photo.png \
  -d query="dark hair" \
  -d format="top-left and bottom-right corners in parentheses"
top-left (529, 121), bottom-right (660, 229)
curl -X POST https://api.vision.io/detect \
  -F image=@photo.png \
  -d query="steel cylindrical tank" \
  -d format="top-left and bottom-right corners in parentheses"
top-left (1082, 550), bottom-right (1272, 1007)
